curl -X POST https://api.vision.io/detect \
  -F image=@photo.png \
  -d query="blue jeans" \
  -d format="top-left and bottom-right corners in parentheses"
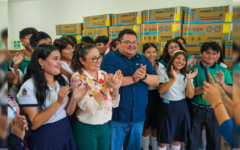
top-left (109, 121), bottom-right (144, 150)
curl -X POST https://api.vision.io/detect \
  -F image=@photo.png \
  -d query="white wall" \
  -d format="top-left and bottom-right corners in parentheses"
top-left (8, 0), bottom-right (232, 49)
top-left (0, 1), bottom-right (7, 37)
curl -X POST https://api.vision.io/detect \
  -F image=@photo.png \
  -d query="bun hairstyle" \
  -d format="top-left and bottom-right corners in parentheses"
top-left (71, 43), bottom-right (96, 72)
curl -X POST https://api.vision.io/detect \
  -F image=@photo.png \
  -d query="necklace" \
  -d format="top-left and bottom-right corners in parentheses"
top-left (47, 80), bottom-right (55, 84)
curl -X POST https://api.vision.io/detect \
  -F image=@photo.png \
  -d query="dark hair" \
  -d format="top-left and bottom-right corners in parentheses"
top-left (71, 43), bottom-right (96, 72)
top-left (159, 39), bottom-right (185, 64)
top-left (30, 31), bottom-right (51, 48)
top-left (23, 44), bottom-right (68, 110)
top-left (110, 38), bottom-right (118, 51)
top-left (95, 36), bottom-right (109, 45)
top-left (218, 46), bottom-right (225, 63)
top-left (1, 28), bottom-right (7, 39)
top-left (67, 35), bottom-right (77, 45)
top-left (166, 51), bottom-right (187, 81)
top-left (233, 42), bottom-right (240, 62)
top-left (174, 37), bottom-right (186, 44)
top-left (118, 29), bottom-right (137, 42)
top-left (200, 41), bottom-right (221, 54)
top-left (81, 36), bottom-right (94, 44)
top-left (143, 43), bottom-right (157, 54)
top-left (19, 27), bottom-right (38, 39)
top-left (53, 37), bottom-right (74, 53)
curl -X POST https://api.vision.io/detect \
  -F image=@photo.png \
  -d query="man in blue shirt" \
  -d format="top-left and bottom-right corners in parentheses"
top-left (101, 29), bottom-right (159, 150)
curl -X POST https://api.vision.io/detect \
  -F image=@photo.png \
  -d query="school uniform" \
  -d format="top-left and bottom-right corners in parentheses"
top-left (186, 61), bottom-right (233, 150)
top-left (8, 67), bottom-right (24, 100)
top-left (159, 54), bottom-right (192, 68)
top-left (62, 61), bottom-right (74, 74)
top-left (217, 61), bottom-right (228, 69)
top-left (144, 62), bottom-right (165, 130)
top-left (17, 75), bottom-right (77, 150)
top-left (11, 58), bottom-right (30, 74)
top-left (157, 69), bottom-right (193, 144)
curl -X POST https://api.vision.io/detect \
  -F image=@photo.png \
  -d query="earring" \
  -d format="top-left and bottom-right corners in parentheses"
top-left (41, 66), bottom-right (44, 69)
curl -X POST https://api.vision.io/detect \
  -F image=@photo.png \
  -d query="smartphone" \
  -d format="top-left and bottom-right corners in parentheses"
top-left (203, 64), bottom-right (209, 83)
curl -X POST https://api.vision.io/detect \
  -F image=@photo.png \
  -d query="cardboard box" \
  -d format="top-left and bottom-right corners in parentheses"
top-left (112, 11), bottom-right (142, 26)
top-left (185, 40), bottom-right (224, 56)
top-left (82, 27), bottom-right (109, 40)
top-left (184, 5), bottom-right (232, 24)
top-left (83, 14), bottom-right (111, 28)
top-left (62, 35), bottom-right (81, 43)
top-left (182, 23), bottom-right (232, 41)
top-left (56, 23), bottom-right (83, 35)
top-left (143, 6), bottom-right (188, 23)
top-left (141, 22), bottom-right (182, 43)
top-left (109, 25), bottom-right (141, 41)
top-left (225, 40), bottom-right (233, 57)
top-left (225, 59), bottom-right (233, 72)
top-left (137, 42), bottom-right (164, 56)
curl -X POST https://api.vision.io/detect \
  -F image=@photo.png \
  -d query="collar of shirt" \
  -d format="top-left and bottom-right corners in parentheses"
top-left (24, 58), bottom-right (30, 62)
top-left (105, 47), bottom-right (110, 55)
top-left (47, 80), bottom-right (61, 92)
top-left (199, 61), bottom-right (216, 69)
top-left (115, 49), bottom-right (140, 60)
top-left (82, 69), bottom-right (105, 82)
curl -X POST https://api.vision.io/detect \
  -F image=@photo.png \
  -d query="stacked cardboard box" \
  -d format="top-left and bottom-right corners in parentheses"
top-left (56, 23), bottom-right (83, 35)
top-left (82, 27), bottom-right (109, 40)
top-left (109, 25), bottom-right (140, 41)
top-left (184, 5), bottom-right (232, 24)
top-left (83, 14), bottom-right (111, 28)
top-left (140, 22), bottom-right (182, 43)
top-left (142, 6), bottom-right (188, 23)
top-left (112, 11), bottom-right (142, 26)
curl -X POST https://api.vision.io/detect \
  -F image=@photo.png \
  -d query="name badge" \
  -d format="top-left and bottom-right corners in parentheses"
top-left (163, 99), bottom-right (170, 104)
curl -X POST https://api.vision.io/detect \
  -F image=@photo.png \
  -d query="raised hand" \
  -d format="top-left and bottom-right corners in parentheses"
top-left (13, 49), bottom-right (25, 66)
top-left (103, 73), bottom-right (118, 90)
top-left (72, 83), bottom-right (88, 101)
top-left (214, 71), bottom-right (224, 86)
top-left (113, 70), bottom-right (123, 90)
top-left (170, 65), bottom-right (177, 79)
top-left (187, 68), bottom-right (198, 79)
top-left (137, 64), bottom-right (147, 79)
top-left (13, 65), bottom-right (20, 88)
top-left (57, 85), bottom-right (71, 105)
top-left (187, 55), bottom-right (195, 67)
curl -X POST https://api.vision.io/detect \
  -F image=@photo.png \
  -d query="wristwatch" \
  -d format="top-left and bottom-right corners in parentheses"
top-left (141, 74), bottom-right (147, 80)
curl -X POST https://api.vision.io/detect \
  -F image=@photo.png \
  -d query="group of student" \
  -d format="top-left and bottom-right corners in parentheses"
top-left (1, 27), bottom-right (239, 150)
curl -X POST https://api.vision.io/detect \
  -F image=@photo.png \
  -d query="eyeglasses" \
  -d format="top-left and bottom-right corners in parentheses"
top-left (23, 37), bottom-right (31, 40)
top-left (168, 45), bottom-right (179, 50)
top-left (121, 40), bottom-right (137, 46)
top-left (90, 55), bottom-right (103, 63)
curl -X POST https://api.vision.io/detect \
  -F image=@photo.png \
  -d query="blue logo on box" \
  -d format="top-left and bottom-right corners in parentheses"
top-left (198, 42), bottom-right (203, 47)
top-left (224, 34), bottom-right (233, 40)
top-left (164, 26), bottom-right (169, 31)
top-left (159, 26), bottom-right (164, 32)
top-left (169, 8), bottom-right (173, 12)
top-left (151, 18), bottom-right (155, 21)
top-left (206, 26), bottom-right (213, 33)
top-left (174, 33), bottom-right (180, 38)
top-left (195, 17), bottom-right (199, 22)
top-left (213, 7), bottom-right (217, 12)
top-left (165, 8), bottom-right (169, 13)
top-left (214, 25), bottom-right (221, 33)
top-left (218, 7), bottom-right (223, 12)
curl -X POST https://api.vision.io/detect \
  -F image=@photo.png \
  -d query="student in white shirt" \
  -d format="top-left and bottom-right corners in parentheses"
top-left (70, 43), bottom-right (122, 150)
top-left (53, 37), bottom-right (75, 75)
top-left (141, 43), bottom-right (164, 150)
top-left (17, 44), bottom-right (86, 150)
top-left (157, 50), bottom-right (198, 150)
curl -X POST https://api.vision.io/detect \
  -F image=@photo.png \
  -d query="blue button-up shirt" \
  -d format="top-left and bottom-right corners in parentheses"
top-left (100, 49), bottom-right (158, 123)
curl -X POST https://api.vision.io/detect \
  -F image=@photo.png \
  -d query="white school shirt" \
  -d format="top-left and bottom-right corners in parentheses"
top-left (8, 67), bottom-right (24, 100)
top-left (219, 62), bottom-right (228, 69)
top-left (17, 75), bottom-right (69, 124)
top-left (62, 61), bottom-right (74, 74)
top-left (158, 69), bottom-right (194, 101)
top-left (148, 62), bottom-right (165, 90)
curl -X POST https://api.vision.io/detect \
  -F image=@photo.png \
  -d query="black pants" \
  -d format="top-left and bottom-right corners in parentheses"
top-left (186, 104), bottom-right (221, 150)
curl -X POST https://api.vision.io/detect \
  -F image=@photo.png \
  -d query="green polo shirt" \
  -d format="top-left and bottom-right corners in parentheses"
top-left (159, 54), bottom-right (192, 68)
top-left (191, 61), bottom-right (233, 106)
top-left (11, 58), bottom-right (30, 73)
top-left (1, 59), bottom-right (8, 73)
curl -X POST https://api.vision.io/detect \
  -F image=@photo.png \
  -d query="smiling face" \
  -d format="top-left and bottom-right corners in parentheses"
top-left (61, 44), bottom-right (74, 61)
top-left (20, 34), bottom-right (33, 51)
top-left (200, 48), bottom-right (218, 66)
top-left (144, 46), bottom-right (157, 62)
top-left (118, 34), bottom-right (138, 58)
top-left (38, 50), bottom-right (62, 76)
top-left (173, 53), bottom-right (187, 71)
top-left (168, 42), bottom-right (180, 57)
top-left (80, 48), bottom-right (102, 72)
top-left (96, 43), bottom-right (108, 55)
